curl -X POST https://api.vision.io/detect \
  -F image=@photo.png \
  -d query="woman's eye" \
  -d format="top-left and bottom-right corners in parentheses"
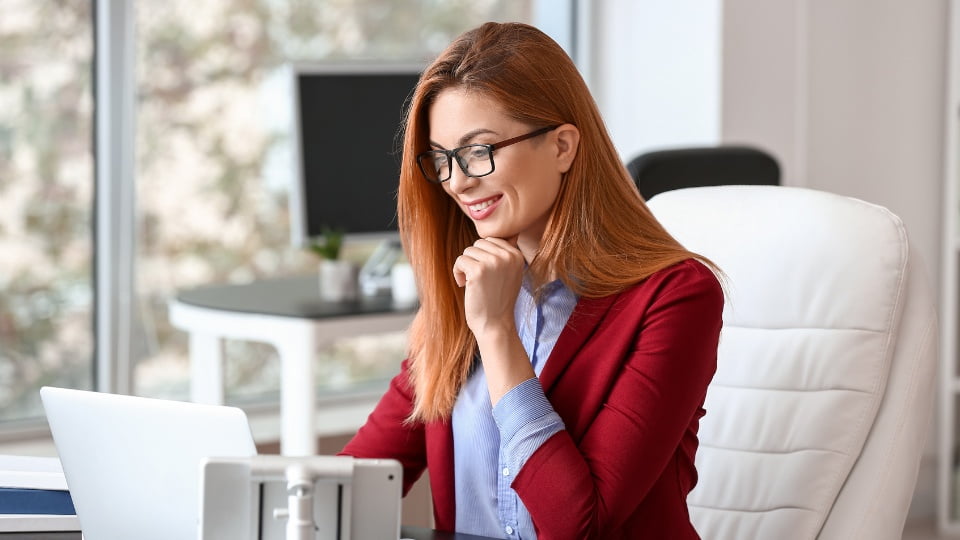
top-left (432, 155), bottom-right (448, 169)
top-left (467, 147), bottom-right (489, 160)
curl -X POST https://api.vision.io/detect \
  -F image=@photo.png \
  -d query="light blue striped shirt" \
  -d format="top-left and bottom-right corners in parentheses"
top-left (451, 278), bottom-right (578, 539)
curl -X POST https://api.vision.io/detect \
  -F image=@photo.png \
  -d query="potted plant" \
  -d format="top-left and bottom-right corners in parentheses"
top-left (309, 227), bottom-right (357, 302)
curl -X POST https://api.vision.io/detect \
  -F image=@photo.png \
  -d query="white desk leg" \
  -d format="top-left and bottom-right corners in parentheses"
top-left (189, 332), bottom-right (225, 405)
top-left (279, 322), bottom-right (317, 456)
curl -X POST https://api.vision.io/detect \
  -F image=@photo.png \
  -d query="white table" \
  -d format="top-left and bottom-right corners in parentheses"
top-left (168, 274), bottom-right (415, 456)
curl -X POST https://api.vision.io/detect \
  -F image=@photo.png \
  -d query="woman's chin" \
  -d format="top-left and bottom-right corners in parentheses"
top-left (475, 225), bottom-right (514, 240)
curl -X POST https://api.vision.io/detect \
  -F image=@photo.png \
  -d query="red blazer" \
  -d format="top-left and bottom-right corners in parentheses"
top-left (341, 259), bottom-right (723, 539)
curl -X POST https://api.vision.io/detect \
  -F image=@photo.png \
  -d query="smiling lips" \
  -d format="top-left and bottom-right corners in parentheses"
top-left (462, 194), bottom-right (502, 220)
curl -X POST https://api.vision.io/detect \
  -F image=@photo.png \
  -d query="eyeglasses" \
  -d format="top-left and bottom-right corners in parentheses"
top-left (416, 125), bottom-right (560, 184)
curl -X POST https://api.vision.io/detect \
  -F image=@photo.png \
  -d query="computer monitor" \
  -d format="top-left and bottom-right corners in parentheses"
top-left (288, 63), bottom-right (422, 248)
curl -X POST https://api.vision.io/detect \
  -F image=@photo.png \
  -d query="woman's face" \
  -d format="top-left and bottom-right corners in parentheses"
top-left (427, 88), bottom-right (574, 258)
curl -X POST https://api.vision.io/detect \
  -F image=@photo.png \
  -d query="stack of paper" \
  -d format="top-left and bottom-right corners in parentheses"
top-left (0, 455), bottom-right (80, 532)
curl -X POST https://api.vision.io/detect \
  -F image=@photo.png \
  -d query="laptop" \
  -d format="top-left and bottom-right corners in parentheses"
top-left (40, 386), bottom-right (257, 540)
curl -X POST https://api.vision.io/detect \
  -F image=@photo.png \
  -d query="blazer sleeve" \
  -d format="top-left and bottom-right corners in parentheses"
top-left (512, 262), bottom-right (724, 538)
top-left (339, 358), bottom-right (428, 496)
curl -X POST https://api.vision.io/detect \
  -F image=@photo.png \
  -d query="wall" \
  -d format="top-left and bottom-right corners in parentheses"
top-left (588, 0), bottom-right (722, 161)
top-left (722, 0), bottom-right (947, 307)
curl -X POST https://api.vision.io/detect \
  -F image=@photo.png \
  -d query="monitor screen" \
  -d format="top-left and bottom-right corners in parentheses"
top-left (290, 64), bottom-right (422, 246)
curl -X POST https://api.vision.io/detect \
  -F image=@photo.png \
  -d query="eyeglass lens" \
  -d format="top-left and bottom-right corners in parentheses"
top-left (422, 145), bottom-right (493, 182)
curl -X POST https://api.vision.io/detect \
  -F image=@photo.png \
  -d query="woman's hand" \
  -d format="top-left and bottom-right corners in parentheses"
top-left (453, 237), bottom-right (525, 339)
top-left (453, 237), bottom-right (534, 404)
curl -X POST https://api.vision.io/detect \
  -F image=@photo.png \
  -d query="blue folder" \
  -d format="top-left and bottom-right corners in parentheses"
top-left (0, 487), bottom-right (76, 515)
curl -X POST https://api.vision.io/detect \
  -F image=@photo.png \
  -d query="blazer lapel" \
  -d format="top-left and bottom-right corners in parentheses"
top-left (538, 293), bottom-right (619, 394)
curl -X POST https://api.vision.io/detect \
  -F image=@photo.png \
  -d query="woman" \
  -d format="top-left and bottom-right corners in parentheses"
top-left (341, 21), bottom-right (723, 539)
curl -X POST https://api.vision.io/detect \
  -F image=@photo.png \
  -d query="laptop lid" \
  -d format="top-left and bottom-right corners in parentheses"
top-left (40, 386), bottom-right (257, 540)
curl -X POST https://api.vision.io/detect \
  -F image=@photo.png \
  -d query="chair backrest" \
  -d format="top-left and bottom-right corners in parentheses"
top-left (646, 186), bottom-right (937, 540)
top-left (627, 146), bottom-right (780, 200)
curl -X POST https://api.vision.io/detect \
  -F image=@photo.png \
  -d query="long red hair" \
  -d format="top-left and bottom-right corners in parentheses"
top-left (399, 22), bottom-right (705, 422)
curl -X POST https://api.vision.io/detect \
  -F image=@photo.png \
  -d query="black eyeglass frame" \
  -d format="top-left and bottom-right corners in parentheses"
top-left (416, 124), bottom-right (561, 184)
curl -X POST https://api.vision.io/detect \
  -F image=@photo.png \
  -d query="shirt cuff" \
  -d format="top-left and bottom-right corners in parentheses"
top-left (492, 378), bottom-right (565, 470)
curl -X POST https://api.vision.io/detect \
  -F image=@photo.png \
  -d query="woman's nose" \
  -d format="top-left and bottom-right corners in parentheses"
top-left (445, 162), bottom-right (479, 193)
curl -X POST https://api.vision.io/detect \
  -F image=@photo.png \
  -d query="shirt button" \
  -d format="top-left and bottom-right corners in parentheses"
top-left (502, 467), bottom-right (510, 476)
top-left (505, 525), bottom-right (514, 535)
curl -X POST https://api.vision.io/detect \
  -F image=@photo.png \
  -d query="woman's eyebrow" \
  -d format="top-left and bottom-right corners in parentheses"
top-left (429, 128), bottom-right (498, 150)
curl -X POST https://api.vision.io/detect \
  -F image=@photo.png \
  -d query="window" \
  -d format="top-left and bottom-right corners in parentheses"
top-left (0, 2), bottom-right (95, 423)
top-left (132, 1), bottom-right (538, 403)
top-left (0, 0), bottom-right (572, 432)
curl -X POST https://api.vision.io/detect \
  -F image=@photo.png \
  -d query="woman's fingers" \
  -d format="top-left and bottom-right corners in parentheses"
top-left (461, 238), bottom-right (523, 267)
top-left (454, 240), bottom-right (522, 285)
top-left (482, 236), bottom-right (520, 251)
top-left (452, 253), bottom-right (480, 287)
top-left (452, 237), bottom-right (525, 335)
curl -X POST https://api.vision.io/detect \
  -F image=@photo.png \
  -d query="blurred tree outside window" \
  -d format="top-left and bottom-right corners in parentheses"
top-left (0, 1), bottom-right (95, 423)
top-left (133, 0), bottom-right (534, 404)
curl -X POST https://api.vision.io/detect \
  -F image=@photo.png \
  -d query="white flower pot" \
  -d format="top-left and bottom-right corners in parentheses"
top-left (318, 260), bottom-right (358, 302)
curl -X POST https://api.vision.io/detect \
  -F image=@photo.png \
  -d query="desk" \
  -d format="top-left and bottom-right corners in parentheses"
top-left (169, 274), bottom-right (416, 456)
top-left (0, 535), bottom-right (79, 540)
top-left (400, 526), bottom-right (499, 540)
top-left (0, 527), bottom-right (497, 540)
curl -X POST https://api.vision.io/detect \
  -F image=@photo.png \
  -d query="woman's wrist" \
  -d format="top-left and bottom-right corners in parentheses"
top-left (474, 319), bottom-right (518, 348)
top-left (476, 326), bottom-right (536, 405)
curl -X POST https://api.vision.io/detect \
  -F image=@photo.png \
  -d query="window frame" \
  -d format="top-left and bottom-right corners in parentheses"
top-left (95, 0), bottom-right (137, 397)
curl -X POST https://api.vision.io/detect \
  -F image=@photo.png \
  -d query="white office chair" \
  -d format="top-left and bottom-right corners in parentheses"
top-left (647, 186), bottom-right (937, 539)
